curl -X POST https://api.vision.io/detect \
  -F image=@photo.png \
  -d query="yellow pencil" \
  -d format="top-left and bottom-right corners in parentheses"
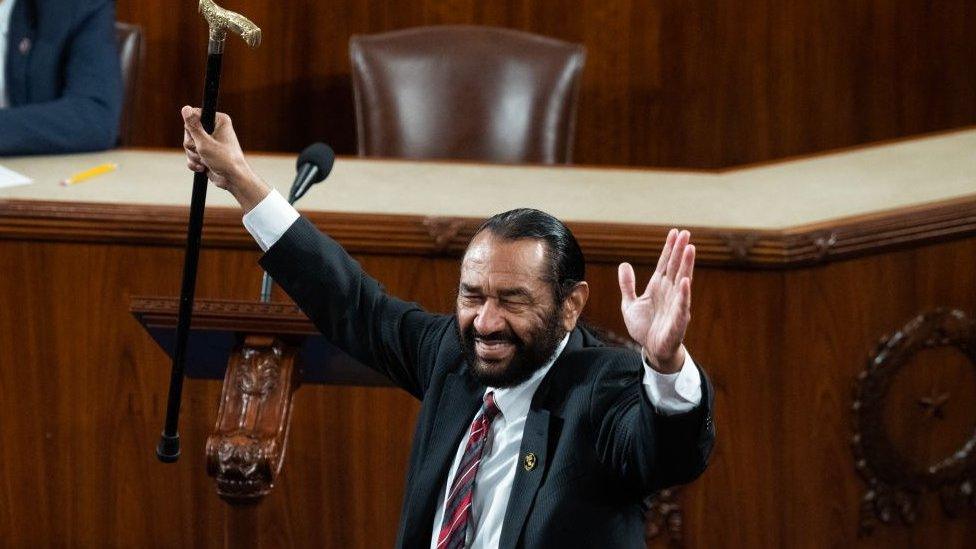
top-left (60, 163), bottom-right (118, 186)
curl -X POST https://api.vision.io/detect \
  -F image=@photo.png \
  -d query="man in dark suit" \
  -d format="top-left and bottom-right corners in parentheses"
top-left (0, 0), bottom-right (122, 155)
top-left (181, 106), bottom-right (715, 548)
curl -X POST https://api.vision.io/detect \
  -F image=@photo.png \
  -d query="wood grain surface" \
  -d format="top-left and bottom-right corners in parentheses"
top-left (2, 193), bottom-right (975, 268)
top-left (1, 213), bottom-right (975, 546)
top-left (114, 0), bottom-right (976, 168)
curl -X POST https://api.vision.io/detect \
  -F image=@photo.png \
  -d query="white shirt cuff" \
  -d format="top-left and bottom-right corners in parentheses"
top-left (642, 350), bottom-right (703, 415)
top-left (241, 189), bottom-right (300, 252)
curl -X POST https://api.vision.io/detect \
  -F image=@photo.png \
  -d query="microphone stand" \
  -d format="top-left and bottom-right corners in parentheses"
top-left (259, 271), bottom-right (275, 303)
top-left (259, 167), bottom-right (312, 303)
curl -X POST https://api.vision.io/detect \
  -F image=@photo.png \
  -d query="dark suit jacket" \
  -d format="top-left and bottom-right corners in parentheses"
top-left (0, 0), bottom-right (121, 155)
top-left (261, 217), bottom-right (716, 548)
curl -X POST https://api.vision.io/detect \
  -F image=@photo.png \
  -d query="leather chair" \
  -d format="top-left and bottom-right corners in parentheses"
top-left (115, 22), bottom-right (144, 146)
top-left (350, 26), bottom-right (585, 164)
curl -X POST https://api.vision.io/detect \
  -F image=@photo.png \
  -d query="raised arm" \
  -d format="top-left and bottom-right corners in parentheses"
top-left (592, 229), bottom-right (715, 493)
top-left (181, 107), bottom-right (448, 398)
top-left (617, 228), bottom-right (695, 374)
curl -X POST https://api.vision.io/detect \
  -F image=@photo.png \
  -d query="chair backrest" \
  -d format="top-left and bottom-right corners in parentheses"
top-left (350, 26), bottom-right (585, 165)
top-left (115, 22), bottom-right (144, 146)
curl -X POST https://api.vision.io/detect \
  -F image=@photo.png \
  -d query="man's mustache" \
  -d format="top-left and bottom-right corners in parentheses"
top-left (474, 331), bottom-right (516, 343)
top-left (466, 327), bottom-right (523, 347)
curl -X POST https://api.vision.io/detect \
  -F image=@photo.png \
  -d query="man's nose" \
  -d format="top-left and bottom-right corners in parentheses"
top-left (473, 299), bottom-right (505, 335)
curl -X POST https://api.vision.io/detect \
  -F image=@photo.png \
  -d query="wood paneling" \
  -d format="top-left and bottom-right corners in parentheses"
top-left (774, 240), bottom-right (976, 548)
top-left (3, 194), bottom-right (976, 267)
top-left (0, 240), bottom-right (424, 547)
top-left (114, 0), bottom-right (976, 168)
top-left (2, 209), bottom-right (976, 546)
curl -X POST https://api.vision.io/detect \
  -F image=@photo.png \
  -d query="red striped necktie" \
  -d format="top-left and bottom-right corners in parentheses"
top-left (436, 391), bottom-right (501, 549)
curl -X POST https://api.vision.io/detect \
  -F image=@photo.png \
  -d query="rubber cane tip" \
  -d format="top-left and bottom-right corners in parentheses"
top-left (156, 432), bottom-right (181, 463)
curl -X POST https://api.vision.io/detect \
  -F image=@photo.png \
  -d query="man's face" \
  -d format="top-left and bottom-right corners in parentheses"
top-left (456, 232), bottom-right (567, 388)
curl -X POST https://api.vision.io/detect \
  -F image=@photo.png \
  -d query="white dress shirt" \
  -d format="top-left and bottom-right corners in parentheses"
top-left (0, 0), bottom-right (14, 109)
top-left (242, 189), bottom-right (703, 547)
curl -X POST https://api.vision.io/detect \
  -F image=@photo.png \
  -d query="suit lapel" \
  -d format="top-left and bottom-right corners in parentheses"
top-left (6, 0), bottom-right (35, 105)
top-left (498, 328), bottom-right (585, 548)
top-left (498, 407), bottom-right (550, 549)
top-left (401, 371), bottom-right (483, 547)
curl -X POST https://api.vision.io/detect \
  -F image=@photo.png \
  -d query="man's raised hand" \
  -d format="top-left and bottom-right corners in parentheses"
top-left (181, 106), bottom-right (269, 212)
top-left (181, 106), bottom-right (251, 190)
top-left (617, 229), bottom-right (695, 374)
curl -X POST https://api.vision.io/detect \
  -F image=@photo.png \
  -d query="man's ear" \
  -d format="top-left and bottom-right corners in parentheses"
top-left (561, 281), bottom-right (590, 331)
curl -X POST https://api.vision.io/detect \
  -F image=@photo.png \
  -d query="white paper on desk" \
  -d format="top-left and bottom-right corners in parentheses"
top-left (0, 164), bottom-right (32, 188)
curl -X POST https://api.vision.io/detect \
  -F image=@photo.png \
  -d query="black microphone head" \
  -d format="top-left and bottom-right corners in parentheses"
top-left (296, 142), bottom-right (335, 185)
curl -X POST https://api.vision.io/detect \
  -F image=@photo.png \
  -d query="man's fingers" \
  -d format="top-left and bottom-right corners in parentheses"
top-left (184, 131), bottom-right (206, 172)
top-left (665, 230), bottom-right (690, 281)
top-left (618, 262), bottom-right (638, 305)
top-left (680, 276), bottom-right (691, 314)
top-left (675, 242), bottom-right (696, 283)
top-left (654, 229), bottom-right (678, 276)
top-left (181, 105), bottom-right (201, 131)
top-left (186, 153), bottom-right (205, 173)
top-left (666, 277), bottom-right (692, 340)
top-left (211, 112), bottom-right (237, 143)
top-left (183, 130), bottom-right (197, 152)
top-left (181, 105), bottom-right (215, 149)
top-left (214, 112), bottom-right (232, 130)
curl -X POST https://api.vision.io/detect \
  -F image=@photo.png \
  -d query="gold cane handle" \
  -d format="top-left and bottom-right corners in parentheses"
top-left (199, 0), bottom-right (262, 50)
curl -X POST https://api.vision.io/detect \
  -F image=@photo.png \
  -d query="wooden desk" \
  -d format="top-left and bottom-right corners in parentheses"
top-left (1, 131), bottom-right (974, 547)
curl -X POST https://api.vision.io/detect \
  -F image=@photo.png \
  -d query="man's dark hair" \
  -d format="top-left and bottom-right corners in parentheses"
top-left (473, 208), bottom-right (585, 304)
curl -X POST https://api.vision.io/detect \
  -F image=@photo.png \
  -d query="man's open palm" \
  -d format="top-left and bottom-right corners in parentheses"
top-left (618, 229), bottom-right (695, 373)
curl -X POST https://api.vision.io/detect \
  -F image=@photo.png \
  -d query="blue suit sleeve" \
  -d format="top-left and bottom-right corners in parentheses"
top-left (0, 0), bottom-right (123, 155)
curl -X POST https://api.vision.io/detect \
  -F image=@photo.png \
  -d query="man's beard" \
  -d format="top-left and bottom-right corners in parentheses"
top-left (458, 305), bottom-right (567, 388)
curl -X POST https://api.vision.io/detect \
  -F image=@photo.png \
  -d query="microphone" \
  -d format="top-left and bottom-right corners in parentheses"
top-left (261, 142), bottom-right (335, 303)
top-left (288, 142), bottom-right (335, 204)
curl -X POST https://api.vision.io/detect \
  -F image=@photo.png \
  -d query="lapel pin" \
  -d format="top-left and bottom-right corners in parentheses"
top-left (523, 452), bottom-right (537, 471)
top-left (18, 37), bottom-right (31, 55)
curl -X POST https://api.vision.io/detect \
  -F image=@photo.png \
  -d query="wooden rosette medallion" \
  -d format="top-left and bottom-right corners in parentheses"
top-left (852, 309), bottom-right (976, 534)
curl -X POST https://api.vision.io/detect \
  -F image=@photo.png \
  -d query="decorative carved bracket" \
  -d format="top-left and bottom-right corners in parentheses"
top-left (206, 335), bottom-right (301, 504)
top-left (811, 230), bottom-right (838, 261)
top-left (720, 232), bottom-right (760, 264)
top-left (852, 308), bottom-right (976, 535)
top-left (423, 216), bottom-right (465, 253)
top-left (644, 488), bottom-right (684, 546)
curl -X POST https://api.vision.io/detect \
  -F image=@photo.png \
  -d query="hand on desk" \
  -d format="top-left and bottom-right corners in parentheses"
top-left (181, 106), bottom-right (270, 211)
top-left (618, 229), bottom-right (695, 374)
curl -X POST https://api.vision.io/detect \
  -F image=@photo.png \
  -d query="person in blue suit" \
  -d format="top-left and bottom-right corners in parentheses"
top-left (0, 0), bottom-right (122, 155)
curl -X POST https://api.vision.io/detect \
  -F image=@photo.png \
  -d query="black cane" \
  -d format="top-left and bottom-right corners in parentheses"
top-left (157, 0), bottom-right (261, 463)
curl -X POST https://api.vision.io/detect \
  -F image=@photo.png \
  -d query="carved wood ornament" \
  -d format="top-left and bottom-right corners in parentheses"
top-left (9, 192), bottom-right (975, 267)
top-left (720, 232), bottom-right (760, 264)
top-left (811, 231), bottom-right (838, 261)
top-left (205, 335), bottom-right (301, 503)
top-left (852, 309), bottom-right (976, 535)
top-left (644, 488), bottom-right (684, 546)
top-left (423, 216), bottom-right (466, 253)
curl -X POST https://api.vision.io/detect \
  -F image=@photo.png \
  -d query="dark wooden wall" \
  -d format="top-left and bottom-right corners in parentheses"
top-left (116, 0), bottom-right (976, 168)
top-left (2, 218), bottom-right (975, 547)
